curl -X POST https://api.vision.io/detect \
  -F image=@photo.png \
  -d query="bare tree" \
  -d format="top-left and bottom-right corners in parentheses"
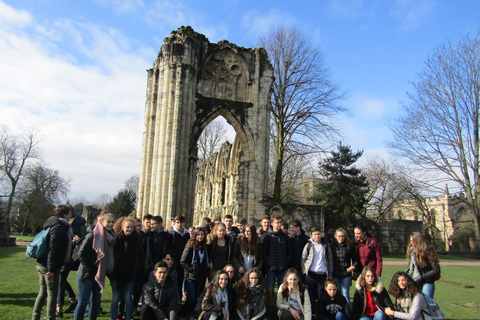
top-left (14, 163), bottom-right (70, 233)
top-left (92, 193), bottom-right (112, 209)
top-left (125, 174), bottom-right (140, 199)
top-left (388, 33), bottom-right (480, 241)
top-left (197, 118), bottom-right (228, 164)
top-left (0, 125), bottom-right (42, 233)
top-left (267, 142), bottom-right (315, 203)
top-left (363, 156), bottom-right (433, 221)
top-left (259, 25), bottom-right (346, 203)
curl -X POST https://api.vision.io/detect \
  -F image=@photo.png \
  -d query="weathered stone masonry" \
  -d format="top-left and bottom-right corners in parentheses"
top-left (137, 27), bottom-right (274, 225)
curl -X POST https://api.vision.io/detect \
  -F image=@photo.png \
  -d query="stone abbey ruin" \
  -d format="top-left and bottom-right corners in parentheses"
top-left (136, 26), bottom-right (323, 228)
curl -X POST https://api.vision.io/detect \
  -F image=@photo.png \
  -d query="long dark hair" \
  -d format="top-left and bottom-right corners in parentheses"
top-left (388, 271), bottom-right (418, 299)
top-left (239, 224), bottom-right (258, 254)
top-left (188, 227), bottom-right (207, 252)
top-left (280, 268), bottom-right (306, 305)
top-left (205, 270), bottom-right (229, 301)
top-left (234, 267), bottom-right (272, 308)
top-left (407, 232), bottom-right (439, 268)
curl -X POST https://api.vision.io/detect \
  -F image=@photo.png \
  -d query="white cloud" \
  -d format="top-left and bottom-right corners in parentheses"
top-left (351, 95), bottom-right (399, 120)
top-left (96, 0), bottom-right (145, 14)
top-left (240, 8), bottom-right (300, 43)
top-left (0, 3), bottom-right (152, 201)
top-left (326, 0), bottom-right (366, 20)
top-left (390, 0), bottom-right (436, 32)
top-left (0, 1), bottom-right (31, 29)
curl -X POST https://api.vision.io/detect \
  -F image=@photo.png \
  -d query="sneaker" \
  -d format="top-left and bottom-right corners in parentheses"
top-left (64, 301), bottom-right (78, 313)
top-left (56, 311), bottom-right (64, 318)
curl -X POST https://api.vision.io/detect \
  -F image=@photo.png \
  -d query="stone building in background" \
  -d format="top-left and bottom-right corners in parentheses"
top-left (380, 186), bottom-right (476, 252)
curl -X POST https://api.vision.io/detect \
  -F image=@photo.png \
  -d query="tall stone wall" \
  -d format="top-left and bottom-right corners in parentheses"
top-left (378, 219), bottom-right (423, 253)
top-left (137, 27), bottom-right (274, 225)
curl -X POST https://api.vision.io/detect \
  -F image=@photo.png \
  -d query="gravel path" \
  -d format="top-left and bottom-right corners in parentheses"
top-left (384, 260), bottom-right (480, 266)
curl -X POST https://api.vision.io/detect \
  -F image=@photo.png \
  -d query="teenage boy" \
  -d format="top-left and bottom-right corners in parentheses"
top-left (257, 215), bottom-right (271, 239)
top-left (290, 220), bottom-right (309, 276)
top-left (170, 215), bottom-right (190, 295)
top-left (235, 218), bottom-right (247, 234)
top-left (141, 261), bottom-right (178, 320)
top-left (145, 216), bottom-right (173, 273)
top-left (302, 227), bottom-right (333, 315)
top-left (263, 214), bottom-right (292, 294)
top-left (224, 214), bottom-right (239, 244)
top-left (143, 214), bottom-right (153, 232)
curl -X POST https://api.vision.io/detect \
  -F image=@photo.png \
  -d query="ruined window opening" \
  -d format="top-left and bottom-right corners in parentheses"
top-left (221, 178), bottom-right (226, 205)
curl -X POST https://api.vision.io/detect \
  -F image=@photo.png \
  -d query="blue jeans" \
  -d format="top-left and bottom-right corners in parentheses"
top-left (266, 269), bottom-right (287, 295)
top-left (74, 276), bottom-right (101, 320)
top-left (110, 279), bottom-right (135, 320)
top-left (422, 283), bottom-right (435, 298)
top-left (359, 310), bottom-right (387, 320)
top-left (335, 276), bottom-right (352, 306)
top-left (318, 311), bottom-right (347, 320)
top-left (184, 278), bottom-right (206, 314)
top-left (32, 264), bottom-right (60, 320)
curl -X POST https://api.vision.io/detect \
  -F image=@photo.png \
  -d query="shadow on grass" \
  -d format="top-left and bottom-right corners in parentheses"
top-left (0, 245), bottom-right (27, 259)
top-left (0, 292), bottom-right (37, 307)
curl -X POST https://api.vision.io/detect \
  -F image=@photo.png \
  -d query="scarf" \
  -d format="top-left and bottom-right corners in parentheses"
top-left (407, 249), bottom-right (421, 282)
top-left (93, 221), bottom-right (116, 293)
top-left (216, 287), bottom-right (229, 319)
top-left (244, 284), bottom-right (265, 320)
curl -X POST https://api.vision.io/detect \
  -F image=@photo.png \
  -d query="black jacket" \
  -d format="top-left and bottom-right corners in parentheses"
top-left (331, 239), bottom-right (355, 278)
top-left (351, 274), bottom-right (394, 320)
top-left (263, 229), bottom-right (292, 272)
top-left (77, 228), bottom-right (97, 279)
top-left (180, 244), bottom-right (209, 281)
top-left (110, 231), bottom-right (144, 285)
top-left (170, 227), bottom-right (190, 266)
top-left (142, 275), bottom-right (178, 320)
top-left (290, 230), bottom-right (310, 273)
top-left (199, 286), bottom-right (234, 320)
top-left (145, 230), bottom-right (173, 271)
top-left (37, 216), bottom-right (71, 272)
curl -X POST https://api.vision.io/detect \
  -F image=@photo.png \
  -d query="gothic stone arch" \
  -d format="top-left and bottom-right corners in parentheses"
top-left (137, 27), bottom-right (274, 225)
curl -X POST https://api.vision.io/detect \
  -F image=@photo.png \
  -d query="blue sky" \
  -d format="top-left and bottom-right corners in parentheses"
top-left (1, 0), bottom-right (479, 202)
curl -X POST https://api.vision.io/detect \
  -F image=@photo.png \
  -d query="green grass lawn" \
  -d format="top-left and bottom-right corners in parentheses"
top-left (0, 245), bottom-right (113, 320)
top-left (1, 245), bottom-right (479, 319)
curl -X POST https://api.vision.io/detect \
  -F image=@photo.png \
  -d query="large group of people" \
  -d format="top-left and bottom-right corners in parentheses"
top-left (31, 208), bottom-right (441, 320)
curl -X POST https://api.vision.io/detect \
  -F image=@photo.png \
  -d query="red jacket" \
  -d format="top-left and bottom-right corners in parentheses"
top-left (354, 233), bottom-right (382, 276)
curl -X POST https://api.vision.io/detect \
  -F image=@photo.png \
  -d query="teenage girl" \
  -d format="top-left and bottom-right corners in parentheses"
top-left (232, 224), bottom-right (263, 280)
top-left (406, 232), bottom-right (440, 298)
top-left (331, 228), bottom-right (355, 306)
top-left (234, 267), bottom-right (273, 320)
top-left (317, 277), bottom-right (351, 320)
top-left (199, 270), bottom-right (232, 320)
top-left (351, 267), bottom-right (393, 320)
top-left (276, 268), bottom-right (312, 320)
top-left (207, 223), bottom-right (232, 282)
top-left (74, 212), bottom-right (116, 320)
top-left (180, 227), bottom-right (210, 320)
top-left (385, 271), bottom-right (433, 320)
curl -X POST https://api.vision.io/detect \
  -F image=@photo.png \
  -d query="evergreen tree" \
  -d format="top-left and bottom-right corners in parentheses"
top-left (311, 144), bottom-right (369, 235)
top-left (105, 189), bottom-right (136, 218)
